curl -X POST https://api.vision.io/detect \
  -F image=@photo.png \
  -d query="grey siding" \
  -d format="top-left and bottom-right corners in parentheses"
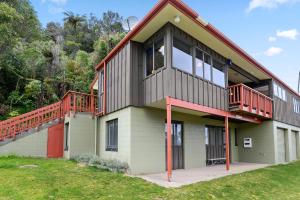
top-left (143, 67), bottom-right (227, 110)
top-left (273, 83), bottom-right (300, 128)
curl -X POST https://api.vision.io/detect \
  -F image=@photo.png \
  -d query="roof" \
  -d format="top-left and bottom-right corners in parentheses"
top-left (95, 0), bottom-right (300, 98)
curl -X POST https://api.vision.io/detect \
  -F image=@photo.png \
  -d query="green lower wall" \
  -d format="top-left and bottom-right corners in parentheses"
top-left (97, 106), bottom-right (239, 175)
top-left (64, 112), bottom-right (95, 159)
top-left (97, 108), bottom-right (131, 164)
top-left (236, 121), bottom-right (275, 164)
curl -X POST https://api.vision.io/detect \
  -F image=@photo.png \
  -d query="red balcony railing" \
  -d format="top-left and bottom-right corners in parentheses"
top-left (228, 84), bottom-right (273, 118)
top-left (62, 91), bottom-right (97, 115)
top-left (0, 91), bottom-right (97, 141)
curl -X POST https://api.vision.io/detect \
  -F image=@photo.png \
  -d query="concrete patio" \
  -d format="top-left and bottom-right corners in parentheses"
top-left (138, 162), bottom-right (270, 188)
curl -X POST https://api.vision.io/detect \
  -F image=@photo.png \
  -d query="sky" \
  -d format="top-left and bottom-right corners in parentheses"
top-left (31, 0), bottom-right (300, 91)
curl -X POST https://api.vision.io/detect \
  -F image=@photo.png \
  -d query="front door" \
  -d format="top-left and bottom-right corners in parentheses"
top-left (205, 126), bottom-right (227, 165)
top-left (165, 121), bottom-right (184, 170)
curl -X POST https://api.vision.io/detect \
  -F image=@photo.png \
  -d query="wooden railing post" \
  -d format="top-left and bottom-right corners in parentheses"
top-left (73, 93), bottom-right (76, 117)
top-left (264, 96), bottom-right (267, 117)
top-left (240, 84), bottom-right (244, 110)
top-left (250, 89), bottom-right (253, 112)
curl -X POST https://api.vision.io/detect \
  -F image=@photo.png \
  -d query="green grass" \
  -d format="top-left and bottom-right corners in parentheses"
top-left (1, 156), bottom-right (300, 200)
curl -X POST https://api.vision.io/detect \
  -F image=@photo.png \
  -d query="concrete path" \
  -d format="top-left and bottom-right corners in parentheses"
top-left (138, 162), bottom-right (269, 188)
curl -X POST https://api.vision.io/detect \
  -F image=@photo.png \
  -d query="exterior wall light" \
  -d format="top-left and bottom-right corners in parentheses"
top-left (174, 15), bottom-right (181, 23)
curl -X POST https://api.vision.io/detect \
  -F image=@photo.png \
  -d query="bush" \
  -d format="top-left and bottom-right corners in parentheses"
top-left (72, 154), bottom-right (129, 173)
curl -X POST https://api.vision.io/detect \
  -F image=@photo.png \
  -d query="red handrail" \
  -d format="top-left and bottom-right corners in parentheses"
top-left (0, 91), bottom-right (97, 141)
top-left (228, 84), bottom-right (273, 118)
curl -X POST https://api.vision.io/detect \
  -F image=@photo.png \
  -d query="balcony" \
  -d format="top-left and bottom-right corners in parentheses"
top-left (228, 84), bottom-right (273, 119)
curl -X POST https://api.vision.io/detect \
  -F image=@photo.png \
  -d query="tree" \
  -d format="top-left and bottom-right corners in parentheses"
top-left (63, 11), bottom-right (85, 31)
top-left (0, 2), bottom-right (22, 56)
top-left (100, 11), bottom-right (124, 37)
top-left (1, 0), bottom-right (41, 42)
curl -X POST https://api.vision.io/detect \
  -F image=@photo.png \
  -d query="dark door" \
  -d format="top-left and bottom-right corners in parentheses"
top-left (165, 121), bottom-right (184, 170)
top-left (205, 126), bottom-right (227, 165)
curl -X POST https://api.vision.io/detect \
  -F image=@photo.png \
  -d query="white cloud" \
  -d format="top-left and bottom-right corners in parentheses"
top-left (264, 46), bottom-right (283, 56)
top-left (276, 29), bottom-right (299, 40)
top-left (246, 0), bottom-right (298, 12)
top-left (268, 36), bottom-right (277, 42)
top-left (42, 0), bottom-right (68, 5)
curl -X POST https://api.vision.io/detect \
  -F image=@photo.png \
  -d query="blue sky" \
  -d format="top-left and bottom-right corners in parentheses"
top-left (31, 0), bottom-right (300, 91)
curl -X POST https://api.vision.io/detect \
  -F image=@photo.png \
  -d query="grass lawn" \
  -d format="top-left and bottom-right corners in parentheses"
top-left (1, 156), bottom-right (300, 199)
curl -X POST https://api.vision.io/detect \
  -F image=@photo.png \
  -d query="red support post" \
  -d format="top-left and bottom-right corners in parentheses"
top-left (225, 116), bottom-right (230, 171)
top-left (166, 96), bottom-right (172, 182)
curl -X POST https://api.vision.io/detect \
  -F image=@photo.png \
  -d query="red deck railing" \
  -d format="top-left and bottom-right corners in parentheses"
top-left (228, 84), bottom-right (273, 118)
top-left (0, 91), bottom-right (97, 141)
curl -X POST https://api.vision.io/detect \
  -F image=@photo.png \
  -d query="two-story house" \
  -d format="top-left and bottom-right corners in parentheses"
top-left (90, 0), bottom-right (300, 179)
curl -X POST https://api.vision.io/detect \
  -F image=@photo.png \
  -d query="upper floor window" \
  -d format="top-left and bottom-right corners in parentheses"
top-left (273, 82), bottom-right (287, 101)
top-left (106, 119), bottom-right (118, 152)
top-left (172, 38), bottom-right (193, 74)
top-left (146, 39), bottom-right (165, 76)
top-left (204, 54), bottom-right (212, 81)
top-left (293, 98), bottom-right (300, 114)
top-left (212, 59), bottom-right (225, 87)
top-left (195, 49), bottom-right (204, 77)
top-left (98, 69), bottom-right (104, 113)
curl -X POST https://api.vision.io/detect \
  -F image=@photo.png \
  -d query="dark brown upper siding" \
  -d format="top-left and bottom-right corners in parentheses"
top-left (105, 42), bottom-right (131, 113)
top-left (143, 67), bottom-right (227, 110)
top-left (103, 40), bottom-right (144, 114)
top-left (273, 87), bottom-right (300, 127)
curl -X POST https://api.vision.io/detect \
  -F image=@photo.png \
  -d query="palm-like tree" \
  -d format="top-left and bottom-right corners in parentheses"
top-left (63, 11), bottom-right (85, 30)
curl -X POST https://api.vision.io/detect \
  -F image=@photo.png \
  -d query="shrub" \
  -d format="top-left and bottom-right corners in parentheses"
top-left (72, 154), bottom-right (129, 173)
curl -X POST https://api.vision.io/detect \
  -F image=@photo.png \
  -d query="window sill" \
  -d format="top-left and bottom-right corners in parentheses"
top-left (144, 66), bottom-right (167, 79)
top-left (105, 148), bottom-right (118, 152)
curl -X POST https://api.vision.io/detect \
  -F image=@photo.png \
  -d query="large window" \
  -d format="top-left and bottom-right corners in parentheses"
top-left (106, 119), bottom-right (118, 152)
top-left (172, 38), bottom-right (193, 74)
top-left (212, 59), bottom-right (225, 87)
top-left (170, 36), bottom-right (227, 88)
top-left (145, 39), bottom-right (165, 76)
top-left (273, 82), bottom-right (287, 101)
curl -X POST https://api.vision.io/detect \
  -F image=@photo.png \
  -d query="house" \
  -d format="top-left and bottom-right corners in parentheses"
top-left (1, 0), bottom-right (300, 180)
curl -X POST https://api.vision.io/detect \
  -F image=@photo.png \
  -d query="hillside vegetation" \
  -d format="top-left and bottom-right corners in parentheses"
top-left (0, 0), bottom-right (126, 120)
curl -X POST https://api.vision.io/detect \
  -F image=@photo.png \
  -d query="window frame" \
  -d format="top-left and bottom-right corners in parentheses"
top-left (64, 122), bottom-right (69, 151)
top-left (144, 34), bottom-right (166, 78)
top-left (106, 119), bottom-right (118, 152)
top-left (293, 98), bottom-right (300, 114)
top-left (273, 82), bottom-right (287, 102)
